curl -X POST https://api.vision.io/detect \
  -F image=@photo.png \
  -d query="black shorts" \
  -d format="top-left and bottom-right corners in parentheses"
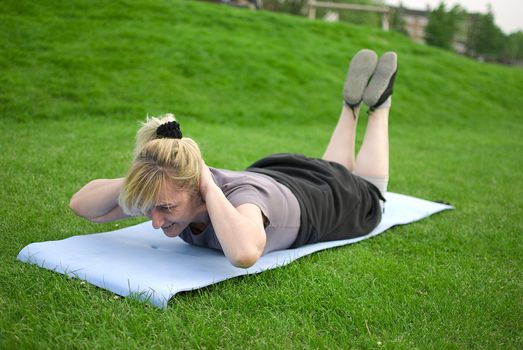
top-left (247, 153), bottom-right (384, 248)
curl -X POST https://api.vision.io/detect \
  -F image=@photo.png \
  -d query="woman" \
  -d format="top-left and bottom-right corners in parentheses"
top-left (70, 49), bottom-right (397, 268)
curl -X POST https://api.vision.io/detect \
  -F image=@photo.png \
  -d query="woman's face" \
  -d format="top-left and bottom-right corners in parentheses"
top-left (146, 181), bottom-right (206, 237)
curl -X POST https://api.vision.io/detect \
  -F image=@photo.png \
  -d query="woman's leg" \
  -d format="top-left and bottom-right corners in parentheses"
top-left (353, 107), bottom-right (389, 178)
top-left (354, 51), bottom-right (397, 192)
top-left (322, 49), bottom-right (378, 171)
top-left (322, 105), bottom-right (360, 171)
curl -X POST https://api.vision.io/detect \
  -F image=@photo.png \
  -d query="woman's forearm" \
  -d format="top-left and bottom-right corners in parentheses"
top-left (70, 178), bottom-right (127, 222)
top-left (202, 183), bottom-right (266, 268)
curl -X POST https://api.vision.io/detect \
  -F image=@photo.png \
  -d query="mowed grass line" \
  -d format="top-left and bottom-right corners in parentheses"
top-left (1, 0), bottom-right (522, 348)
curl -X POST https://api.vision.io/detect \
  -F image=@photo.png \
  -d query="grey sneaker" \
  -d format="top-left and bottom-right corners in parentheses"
top-left (343, 49), bottom-right (378, 110)
top-left (363, 51), bottom-right (398, 111)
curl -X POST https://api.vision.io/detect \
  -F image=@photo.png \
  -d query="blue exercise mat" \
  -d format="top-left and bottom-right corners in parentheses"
top-left (17, 192), bottom-right (452, 309)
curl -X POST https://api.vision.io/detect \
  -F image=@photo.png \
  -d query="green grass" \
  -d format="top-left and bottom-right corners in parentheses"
top-left (1, 0), bottom-right (522, 348)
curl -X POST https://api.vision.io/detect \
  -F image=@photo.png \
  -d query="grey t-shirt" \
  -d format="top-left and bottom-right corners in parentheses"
top-left (178, 167), bottom-right (301, 254)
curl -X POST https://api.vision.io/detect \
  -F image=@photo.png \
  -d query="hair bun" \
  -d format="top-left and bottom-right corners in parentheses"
top-left (156, 121), bottom-right (183, 139)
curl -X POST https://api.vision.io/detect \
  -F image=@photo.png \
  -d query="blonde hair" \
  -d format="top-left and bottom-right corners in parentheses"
top-left (119, 113), bottom-right (202, 216)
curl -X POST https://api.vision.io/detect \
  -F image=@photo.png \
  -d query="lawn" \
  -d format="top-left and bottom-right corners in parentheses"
top-left (1, 0), bottom-right (522, 348)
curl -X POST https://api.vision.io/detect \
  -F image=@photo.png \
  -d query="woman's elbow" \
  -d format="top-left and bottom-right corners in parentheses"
top-left (69, 196), bottom-right (96, 222)
top-left (69, 196), bottom-right (83, 217)
top-left (230, 241), bottom-right (265, 268)
top-left (230, 250), bottom-right (261, 269)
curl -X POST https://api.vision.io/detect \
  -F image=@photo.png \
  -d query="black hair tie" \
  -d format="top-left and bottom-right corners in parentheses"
top-left (156, 121), bottom-right (183, 139)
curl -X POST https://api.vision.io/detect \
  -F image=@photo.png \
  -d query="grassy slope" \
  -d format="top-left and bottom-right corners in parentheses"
top-left (1, 0), bottom-right (522, 348)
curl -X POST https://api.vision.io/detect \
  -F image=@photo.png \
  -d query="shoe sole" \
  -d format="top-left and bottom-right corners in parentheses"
top-left (343, 49), bottom-right (378, 108)
top-left (363, 52), bottom-right (397, 108)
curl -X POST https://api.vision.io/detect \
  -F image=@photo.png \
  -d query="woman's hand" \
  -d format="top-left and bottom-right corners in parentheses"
top-left (199, 160), bottom-right (218, 201)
